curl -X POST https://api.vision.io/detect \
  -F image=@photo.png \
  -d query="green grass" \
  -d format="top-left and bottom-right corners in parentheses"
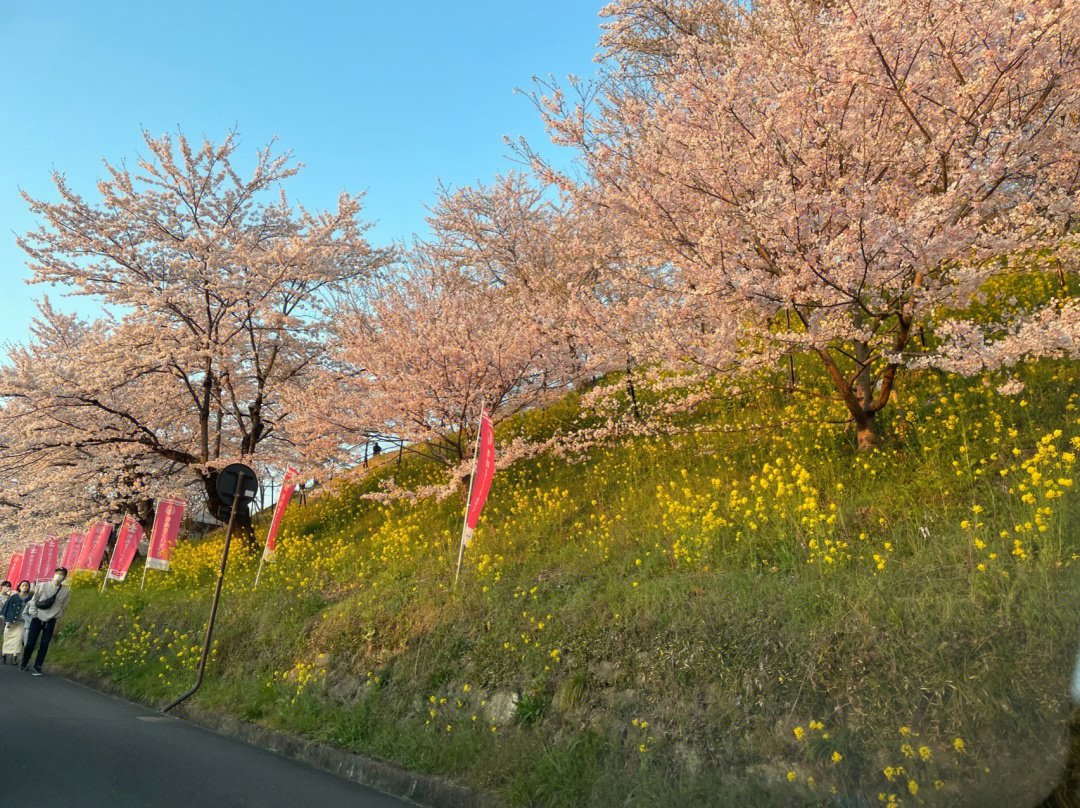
top-left (50, 356), bottom-right (1080, 807)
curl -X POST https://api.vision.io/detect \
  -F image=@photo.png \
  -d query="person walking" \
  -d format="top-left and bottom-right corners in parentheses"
top-left (21, 567), bottom-right (69, 675)
top-left (0, 580), bottom-right (9, 653)
top-left (1, 581), bottom-right (31, 665)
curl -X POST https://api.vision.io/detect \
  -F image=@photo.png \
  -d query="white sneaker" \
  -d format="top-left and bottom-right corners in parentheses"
top-left (30, 670), bottom-right (42, 676)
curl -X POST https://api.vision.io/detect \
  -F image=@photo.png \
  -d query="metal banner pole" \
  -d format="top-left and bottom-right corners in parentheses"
top-left (254, 547), bottom-right (267, 590)
top-left (162, 472), bottom-right (245, 714)
top-left (255, 473), bottom-right (287, 589)
top-left (100, 527), bottom-right (115, 594)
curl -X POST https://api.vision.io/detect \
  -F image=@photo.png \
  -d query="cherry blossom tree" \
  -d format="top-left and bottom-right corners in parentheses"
top-left (525, 0), bottom-right (1080, 448)
top-left (292, 175), bottom-right (604, 479)
top-left (13, 131), bottom-right (385, 536)
top-left (0, 302), bottom-right (202, 540)
top-left (429, 174), bottom-right (686, 421)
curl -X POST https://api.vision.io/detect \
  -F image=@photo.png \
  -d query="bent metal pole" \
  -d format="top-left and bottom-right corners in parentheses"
top-left (162, 472), bottom-right (244, 714)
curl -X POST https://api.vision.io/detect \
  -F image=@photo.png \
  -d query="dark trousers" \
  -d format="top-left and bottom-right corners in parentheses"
top-left (22, 617), bottom-right (55, 671)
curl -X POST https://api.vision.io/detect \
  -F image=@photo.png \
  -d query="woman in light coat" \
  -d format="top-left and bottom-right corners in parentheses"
top-left (1, 580), bottom-right (31, 664)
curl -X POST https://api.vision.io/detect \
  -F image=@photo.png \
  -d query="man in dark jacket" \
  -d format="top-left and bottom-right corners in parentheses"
top-left (22, 566), bottom-right (70, 675)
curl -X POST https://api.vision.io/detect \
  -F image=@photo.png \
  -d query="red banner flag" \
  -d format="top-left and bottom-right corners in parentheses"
top-left (88, 523), bottom-right (112, 574)
top-left (146, 498), bottom-right (186, 572)
top-left (454, 408), bottom-right (496, 585)
top-left (462, 410), bottom-right (495, 548)
top-left (61, 533), bottom-right (84, 570)
top-left (23, 544), bottom-right (41, 587)
top-left (36, 536), bottom-right (59, 583)
top-left (48, 536), bottom-right (60, 570)
top-left (75, 527), bottom-right (98, 570)
top-left (262, 467), bottom-right (299, 563)
top-left (5, 553), bottom-right (22, 585)
top-left (32, 542), bottom-right (47, 578)
top-left (107, 515), bottom-right (144, 582)
top-left (77, 523), bottom-right (111, 573)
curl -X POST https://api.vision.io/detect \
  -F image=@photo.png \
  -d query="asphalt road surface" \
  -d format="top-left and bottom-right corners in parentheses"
top-left (0, 664), bottom-right (416, 807)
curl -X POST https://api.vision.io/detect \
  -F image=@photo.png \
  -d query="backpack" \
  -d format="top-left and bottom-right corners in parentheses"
top-left (36, 585), bottom-right (60, 610)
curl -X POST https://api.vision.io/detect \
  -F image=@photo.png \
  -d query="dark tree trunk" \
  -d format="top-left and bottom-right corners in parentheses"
top-left (855, 414), bottom-right (878, 451)
top-left (136, 498), bottom-right (156, 543)
top-left (815, 343), bottom-right (883, 451)
top-left (786, 309), bottom-right (796, 390)
top-left (852, 340), bottom-right (879, 449)
top-left (853, 343), bottom-right (872, 403)
top-left (625, 356), bottom-right (642, 421)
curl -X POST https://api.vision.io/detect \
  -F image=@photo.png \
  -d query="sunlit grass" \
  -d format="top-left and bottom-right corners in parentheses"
top-left (52, 353), bottom-right (1080, 807)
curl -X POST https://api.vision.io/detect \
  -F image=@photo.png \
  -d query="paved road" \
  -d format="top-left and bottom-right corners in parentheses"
top-left (0, 665), bottom-right (416, 807)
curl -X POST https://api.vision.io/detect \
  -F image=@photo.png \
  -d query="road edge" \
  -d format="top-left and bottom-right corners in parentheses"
top-left (57, 668), bottom-right (508, 808)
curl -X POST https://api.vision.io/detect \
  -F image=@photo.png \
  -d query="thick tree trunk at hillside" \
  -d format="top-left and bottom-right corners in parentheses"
top-left (233, 514), bottom-right (256, 550)
top-left (816, 345), bottom-right (883, 451)
top-left (853, 341), bottom-right (874, 412)
top-left (853, 340), bottom-right (879, 450)
top-left (856, 414), bottom-right (878, 451)
top-left (815, 312), bottom-right (913, 451)
top-left (135, 498), bottom-right (156, 541)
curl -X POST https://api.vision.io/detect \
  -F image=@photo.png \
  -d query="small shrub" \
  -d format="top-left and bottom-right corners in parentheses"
top-left (555, 671), bottom-right (590, 713)
top-left (516, 691), bottom-right (548, 726)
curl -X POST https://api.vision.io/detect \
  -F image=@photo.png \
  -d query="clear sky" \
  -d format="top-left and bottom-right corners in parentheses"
top-left (0, 1), bottom-right (605, 346)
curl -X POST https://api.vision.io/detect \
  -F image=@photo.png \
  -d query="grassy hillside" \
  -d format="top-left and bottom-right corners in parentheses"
top-left (51, 351), bottom-right (1080, 807)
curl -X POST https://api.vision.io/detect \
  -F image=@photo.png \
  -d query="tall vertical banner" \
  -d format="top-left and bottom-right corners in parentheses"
top-left (455, 408), bottom-right (495, 584)
top-left (462, 410), bottom-right (495, 548)
top-left (85, 522), bottom-right (112, 574)
top-left (5, 553), bottom-right (22, 585)
top-left (77, 523), bottom-right (111, 573)
top-left (32, 542), bottom-right (46, 583)
top-left (253, 467), bottom-right (299, 588)
top-left (262, 467), bottom-right (299, 564)
top-left (23, 544), bottom-right (41, 588)
top-left (76, 526), bottom-right (99, 570)
top-left (61, 533), bottom-right (85, 570)
top-left (106, 516), bottom-right (144, 582)
top-left (146, 498), bottom-right (187, 572)
top-left (36, 536), bottom-right (59, 583)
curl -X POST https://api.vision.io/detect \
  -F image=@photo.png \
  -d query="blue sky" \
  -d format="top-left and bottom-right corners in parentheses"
top-left (0, 1), bottom-right (604, 346)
